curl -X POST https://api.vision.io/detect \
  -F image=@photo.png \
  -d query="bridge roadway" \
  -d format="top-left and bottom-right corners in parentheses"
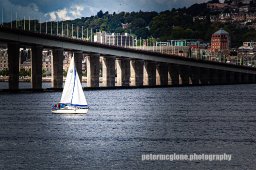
top-left (0, 27), bottom-right (256, 90)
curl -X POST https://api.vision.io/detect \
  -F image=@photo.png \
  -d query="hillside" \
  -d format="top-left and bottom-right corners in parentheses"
top-left (8, 0), bottom-right (256, 48)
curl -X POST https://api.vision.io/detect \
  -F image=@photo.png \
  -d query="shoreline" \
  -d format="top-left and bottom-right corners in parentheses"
top-left (0, 83), bottom-right (254, 94)
top-left (0, 85), bottom-right (189, 94)
top-left (0, 77), bottom-right (89, 83)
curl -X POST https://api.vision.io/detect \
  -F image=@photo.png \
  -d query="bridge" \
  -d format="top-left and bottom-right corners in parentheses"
top-left (0, 27), bottom-right (256, 90)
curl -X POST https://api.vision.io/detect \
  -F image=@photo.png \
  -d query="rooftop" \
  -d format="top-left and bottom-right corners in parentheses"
top-left (213, 28), bottom-right (229, 35)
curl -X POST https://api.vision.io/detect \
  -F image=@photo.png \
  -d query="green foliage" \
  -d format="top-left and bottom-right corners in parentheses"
top-left (0, 68), bottom-right (8, 76)
top-left (63, 69), bottom-right (67, 77)
top-left (97, 10), bottom-right (104, 18)
top-left (186, 3), bottom-right (208, 16)
top-left (150, 12), bottom-right (172, 38)
top-left (134, 28), bottom-right (149, 39)
top-left (7, 7), bottom-right (253, 48)
top-left (42, 69), bottom-right (51, 77)
top-left (19, 68), bottom-right (31, 77)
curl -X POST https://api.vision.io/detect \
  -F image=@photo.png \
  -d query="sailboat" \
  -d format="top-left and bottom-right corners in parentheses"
top-left (52, 56), bottom-right (88, 114)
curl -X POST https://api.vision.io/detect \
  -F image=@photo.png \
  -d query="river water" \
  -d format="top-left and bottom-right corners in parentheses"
top-left (0, 84), bottom-right (256, 169)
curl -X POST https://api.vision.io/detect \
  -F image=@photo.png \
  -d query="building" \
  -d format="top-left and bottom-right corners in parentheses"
top-left (18, 49), bottom-right (29, 71)
top-left (116, 33), bottom-right (134, 47)
top-left (94, 31), bottom-right (135, 47)
top-left (193, 16), bottom-right (207, 22)
top-left (226, 0), bottom-right (255, 5)
top-left (121, 23), bottom-right (130, 29)
top-left (20, 49), bottom-right (30, 64)
top-left (243, 41), bottom-right (256, 47)
top-left (210, 28), bottom-right (230, 61)
top-left (0, 48), bottom-right (8, 71)
top-left (63, 52), bottom-right (73, 72)
top-left (42, 50), bottom-right (52, 75)
top-left (20, 59), bottom-right (31, 71)
top-left (94, 31), bottom-right (113, 44)
top-left (211, 28), bottom-right (230, 52)
top-left (169, 39), bottom-right (204, 48)
top-left (238, 41), bottom-right (256, 66)
top-left (207, 3), bottom-right (227, 11)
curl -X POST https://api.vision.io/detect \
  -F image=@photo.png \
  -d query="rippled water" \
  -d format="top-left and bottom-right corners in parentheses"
top-left (0, 84), bottom-right (256, 169)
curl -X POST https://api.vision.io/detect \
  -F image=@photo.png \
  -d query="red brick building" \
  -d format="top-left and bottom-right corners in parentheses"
top-left (211, 28), bottom-right (230, 52)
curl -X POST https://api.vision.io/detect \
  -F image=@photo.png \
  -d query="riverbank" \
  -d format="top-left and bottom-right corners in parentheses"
top-left (0, 84), bottom-right (174, 93)
top-left (0, 76), bottom-right (52, 82)
top-left (0, 77), bottom-right (89, 82)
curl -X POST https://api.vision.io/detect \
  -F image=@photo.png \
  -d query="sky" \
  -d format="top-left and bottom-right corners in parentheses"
top-left (0, 0), bottom-right (211, 22)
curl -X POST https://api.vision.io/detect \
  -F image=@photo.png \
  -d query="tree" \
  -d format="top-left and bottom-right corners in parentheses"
top-left (42, 69), bottom-right (47, 77)
top-left (0, 68), bottom-right (8, 76)
top-left (150, 13), bottom-right (172, 38)
top-left (63, 69), bottom-right (67, 77)
top-left (32, 5), bottom-right (256, 48)
top-left (19, 68), bottom-right (31, 77)
top-left (208, 0), bottom-right (220, 3)
top-left (131, 18), bottom-right (146, 28)
top-left (97, 10), bottom-right (104, 18)
top-left (134, 28), bottom-right (149, 39)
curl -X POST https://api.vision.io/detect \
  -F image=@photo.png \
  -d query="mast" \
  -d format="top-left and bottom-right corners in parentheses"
top-left (70, 58), bottom-right (76, 105)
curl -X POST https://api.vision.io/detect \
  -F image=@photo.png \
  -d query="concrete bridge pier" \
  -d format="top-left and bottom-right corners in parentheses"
top-left (179, 65), bottom-right (190, 85)
top-left (187, 66), bottom-right (193, 85)
top-left (156, 63), bottom-right (168, 86)
top-left (247, 74), bottom-right (252, 83)
top-left (251, 74), bottom-right (256, 83)
top-left (226, 71), bottom-right (236, 84)
top-left (248, 74), bottom-right (255, 83)
top-left (243, 74), bottom-right (250, 84)
top-left (8, 43), bottom-right (20, 90)
top-left (102, 56), bottom-right (116, 87)
top-left (219, 70), bottom-right (227, 84)
top-left (229, 71), bottom-right (236, 84)
top-left (52, 48), bottom-right (64, 88)
top-left (143, 61), bottom-right (156, 86)
top-left (209, 69), bottom-right (220, 85)
top-left (189, 67), bottom-right (200, 85)
top-left (225, 71), bottom-right (230, 84)
top-left (31, 45), bottom-right (43, 89)
top-left (234, 72), bottom-right (242, 84)
top-left (116, 58), bottom-right (130, 86)
top-left (200, 68), bottom-right (210, 85)
top-left (130, 59), bottom-right (143, 86)
top-left (87, 54), bottom-right (100, 87)
top-left (74, 51), bottom-right (83, 82)
top-left (168, 64), bottom-right (179, 86)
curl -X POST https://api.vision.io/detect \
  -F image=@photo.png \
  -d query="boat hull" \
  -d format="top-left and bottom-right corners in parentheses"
top-left (52, 108), bottom-right (88, 114)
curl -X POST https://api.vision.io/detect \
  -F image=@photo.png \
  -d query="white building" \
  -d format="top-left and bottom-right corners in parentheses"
top-left (94, 31), bottom-right (135, 47)
top-left (0, 48), bottom-right (8, 71)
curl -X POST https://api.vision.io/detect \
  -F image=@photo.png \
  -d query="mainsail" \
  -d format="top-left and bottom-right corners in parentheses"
top-left (60, 56), bottom-right (87, 106)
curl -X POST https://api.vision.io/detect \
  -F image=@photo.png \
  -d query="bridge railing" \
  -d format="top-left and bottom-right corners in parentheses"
top-left (1, 18), bottom-right (256, 68)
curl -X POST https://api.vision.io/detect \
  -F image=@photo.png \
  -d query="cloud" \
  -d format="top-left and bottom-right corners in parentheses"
top-left (56, 8), bottom-right (71, 20)
top-left (46, 4), bottom-right (84, 21)
top-left (70, 5), bottom-right (84, 18)
top-left (46, 3), bottom-right (102, 21)
top-left (48, 11), bottom-right (57, 21)
top-left (47, 8), bottom-right (71, 21)
top-left (0, 0), bottom-right (46, 22)
top-left (28, 3), bottom-right (39, 12)
top-left (1, 0), bottom-right (211, 22)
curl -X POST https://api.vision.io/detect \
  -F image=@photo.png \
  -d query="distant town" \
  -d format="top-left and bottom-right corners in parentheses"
top-left (1, 0), bottom-right (256, 80)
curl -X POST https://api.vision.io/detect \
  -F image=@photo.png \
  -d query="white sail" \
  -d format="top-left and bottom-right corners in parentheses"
top-left (60, 56), bottom-right (87, 106)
